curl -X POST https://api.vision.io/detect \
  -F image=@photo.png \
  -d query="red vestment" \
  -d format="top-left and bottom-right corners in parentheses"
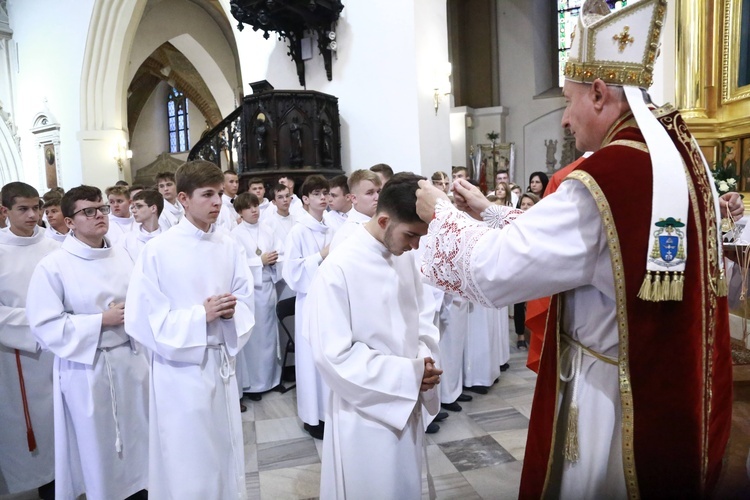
top-left (520, 108), bottom-right (732, 498)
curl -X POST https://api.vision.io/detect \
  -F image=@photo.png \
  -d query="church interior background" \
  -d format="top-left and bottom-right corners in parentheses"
top-left (2, 0), bottom-right (750, 498)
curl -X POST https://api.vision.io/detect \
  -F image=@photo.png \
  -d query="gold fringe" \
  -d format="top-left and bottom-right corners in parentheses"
top-left (717, 270), bottom-right (728, 297)
top-left (563, 404), bottom-right (579, 463)
top-left (637, 271), bottom-right (653, 301)
top-left (638, 271), bottom-right (685, 302)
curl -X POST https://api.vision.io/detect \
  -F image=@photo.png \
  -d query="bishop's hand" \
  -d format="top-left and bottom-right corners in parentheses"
top-left (416, 180), bottom-right (450, 223)
top-left (719, 192), bottom-right (744, 221)
top-left (453, 179), bottom-right (492, 221)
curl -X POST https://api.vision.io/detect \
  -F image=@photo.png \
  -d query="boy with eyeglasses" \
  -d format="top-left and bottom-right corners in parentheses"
top-left (26, 185), bottom-right (149, 500)
top-left (120, 189), bottom-right (164, 263)
top-left (0, 182), bottom-right (58, 499)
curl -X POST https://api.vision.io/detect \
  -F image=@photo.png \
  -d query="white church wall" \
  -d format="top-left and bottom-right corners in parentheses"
top-left (9, 0), bottom-right (96, 190)
top-left (231, 0), bottom-right (450, 177)
top-left (523, 108), bottom-right (565, 181)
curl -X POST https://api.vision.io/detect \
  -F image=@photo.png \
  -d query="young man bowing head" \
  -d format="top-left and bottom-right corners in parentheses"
top-left (125, 160), bottom-right (254, 500)
top-left (306, 173), bottom-right (442, 499)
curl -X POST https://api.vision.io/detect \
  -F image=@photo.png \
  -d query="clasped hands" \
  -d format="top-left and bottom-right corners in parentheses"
top-left (204, 293), bottom-right (237, 322)
top-left (421, 357), bottom-right (443, 392)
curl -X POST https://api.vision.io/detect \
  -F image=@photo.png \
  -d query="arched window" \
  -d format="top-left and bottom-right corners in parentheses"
top-left (558, 1), bottom-right (629, 87)
top-left (167, 87), bottom-right (190, 153)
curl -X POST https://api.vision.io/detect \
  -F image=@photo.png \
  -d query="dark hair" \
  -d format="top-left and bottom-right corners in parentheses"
top-left (1, 182), bottom-right (39, 209)
top-left (527, 171), bottom-right (549, 197)
top-left (370, 163), bottom-right (394, 180)
top-left (115, 180), bottom-right (129, 186)
top-left (133, 189), bottom-right (165, 217)
top-left (155, 171), bottom-right (175, 183)
top-left (328, 174), bottom-right (349, 195)
top-left (234, 192), bottom-right (260, 212)
top-left (176, 160), bottom-right (224, 197)
top-left (376, 172), bottom-right (425, 224)
top-left (129, 183), bottom-right (147, 193)
top-left (269, 183), bottom-right (290, 200)
top-left (300, 175), bottom-right (329, 198)
top-left (61, 185), bottom-right (102, 218)
top-left (496, 169), bottom-right (509, 177)
top-left (224, 169), bottom-right (238, 178)
top-left (247, 177), bottom-right (264, 187)
top-left (452, 166), bottom-right (468, 176)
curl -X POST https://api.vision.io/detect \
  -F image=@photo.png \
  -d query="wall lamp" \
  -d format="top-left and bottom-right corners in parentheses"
top-left (114, 140), bottom-right (132, 172)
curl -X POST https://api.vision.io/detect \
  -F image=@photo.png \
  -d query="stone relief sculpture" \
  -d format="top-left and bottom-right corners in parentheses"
top-left (255, 113), bottom-right (268, 165)
top-left (289, 117), bottom-right (302, 165)
top-left (544, 139), bottom-right (558, 172)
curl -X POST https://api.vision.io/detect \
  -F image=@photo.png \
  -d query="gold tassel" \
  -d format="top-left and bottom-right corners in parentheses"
top-left (563, 404), bottom-right (580, 462)
top-left (671, 272), bottom-right (684, 301)
top-left (637, 272), bottom-right (653, 301)
top-left (660, 273), bottom-right (671, 301)
top-left (717, 270), bottom-right (728, 297)
top-left (651, 273), bottom-right (662, 302)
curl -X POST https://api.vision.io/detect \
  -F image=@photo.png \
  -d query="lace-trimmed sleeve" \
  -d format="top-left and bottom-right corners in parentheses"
top-left (420, 199), bottom-right (522, 306)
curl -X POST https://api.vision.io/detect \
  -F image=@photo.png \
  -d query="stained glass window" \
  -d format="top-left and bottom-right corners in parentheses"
top-left (167, 87), bottom-right (190, 153)
top-left (558, 1), bottom-right (629, 87)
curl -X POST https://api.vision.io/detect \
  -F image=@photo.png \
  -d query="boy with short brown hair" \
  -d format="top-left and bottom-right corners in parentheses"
top-left (104, 185), bottom-right (134, 244)
top-left (125, 160), bottom-right (254, 498)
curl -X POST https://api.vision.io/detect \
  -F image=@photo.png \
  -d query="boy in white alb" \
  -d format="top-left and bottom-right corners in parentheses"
top-left (281, 175), bottom-right (332, 439)
top-left (330, 169), bottom-right (381, 250)
top-left (42, 194), bottom-right (70, 242)
top-left (125, 161), bottom-right (254, 499)
top-left (104, 185), bottom-right (135, 245)
top-left (217, 169), bottom-right (240, 231)
top-left (232, 192), bottom-right (282, 400)
top-left (26, 185), bottom-right (149, 500)
top-left (156, 171), bottom-right (183, 229)
top-left (120, 189), bottom-right (163, 263)
top-left (263, 183), bottom-right (297, 300)
top-left (323, 174), bottom-right (350, 234)
top-left (306, 173), bottom-right (441, 499)
top-left (278, 175), bottom-right (306, 218)
top-left (248, 177), bottom-right (272, 218)
top-left (0, 183), bottom-right (58, 499)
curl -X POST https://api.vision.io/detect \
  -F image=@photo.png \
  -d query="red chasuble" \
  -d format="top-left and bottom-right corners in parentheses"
top-left (520, 107), bottom-right (732, 499)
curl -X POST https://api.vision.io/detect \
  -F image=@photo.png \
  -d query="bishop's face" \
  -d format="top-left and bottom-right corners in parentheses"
top-left (562, 80), bottom-right (603, 153)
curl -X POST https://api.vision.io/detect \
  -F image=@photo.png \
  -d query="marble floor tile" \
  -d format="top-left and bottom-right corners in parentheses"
top-left (439, 435), bottom-right (515, 472)
top-left (421, 472), bottom-right (482, 500)
top-left (461, 460), bottom-right (524, 499)
top-left (246, 471), bottom-right (261, 500)
top-left (468, 407), bottom-right (529, 433)
top-left (493, 381), bottom-right (536, 399)
top-left (422, 443), bottom-right (460, 477)
top-left (257, 437), bottom-right (320, 472)
top-left (490, 428), bottom-right (529, 461)
top-left (255, 416), bottom-right (309, 444)
top-left (457, 393), bottom-right (513, 413)
top-left (245, 443), bottom-right (259, 473)
top-left (313, 436), bottom-right (324, 461)
top-left (425, 412), bottom-right (489, 445)
top-left (253, 392), bottom-right (299, 421)
top-left (258, 463), bottom-right (321, 500)
top-left (243, 420), bottom-right (256, 445)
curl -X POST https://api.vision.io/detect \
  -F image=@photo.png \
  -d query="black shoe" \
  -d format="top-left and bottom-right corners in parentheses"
top-left (500, 363), bottom-right (510, 372)
top-left (304, 422), bottom-right (325, 440)
top-left (38, 480), bottom-right (55, 500)
top-left (441, 401), bottom-right (462, 412)
top-left (434, 411), bottom-right (449, 422)
top-left (464, 385), bottom-right (489, 395)
top-left (517, 340), bottom-right (528, 350)
top-left (426, 422), bottom-right (440, 434)
top-left (239, 401), bottom-right (247, 413)
top-left (456, 393), bottom-right (473, 402)
top-left (245, 392), bottom-right (262, 401)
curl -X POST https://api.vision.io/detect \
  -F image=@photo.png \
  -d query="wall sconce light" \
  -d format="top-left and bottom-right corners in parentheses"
top-left (433, 62), bottom-right (452, 115)
top-left (114, 140), bottom-right (132, 172)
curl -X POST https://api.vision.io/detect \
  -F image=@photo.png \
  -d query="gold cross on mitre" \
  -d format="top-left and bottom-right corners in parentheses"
top-left (613, 26), bottom-right (634, 52)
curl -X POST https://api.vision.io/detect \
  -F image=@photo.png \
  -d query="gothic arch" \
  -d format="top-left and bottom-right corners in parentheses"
top-left (0, 113), bottom-right (21, 185)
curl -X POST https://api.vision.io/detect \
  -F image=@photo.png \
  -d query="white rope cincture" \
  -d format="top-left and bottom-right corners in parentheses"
top-left (101, 349), bottom-right (123, 454)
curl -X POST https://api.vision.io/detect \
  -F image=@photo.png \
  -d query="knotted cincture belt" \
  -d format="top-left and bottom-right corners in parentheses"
top-left (559, 334), bottom-right (618, 462)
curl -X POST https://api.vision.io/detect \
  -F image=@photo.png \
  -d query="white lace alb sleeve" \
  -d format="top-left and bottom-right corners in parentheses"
top-left (420, 199), bottom-right (522, 306)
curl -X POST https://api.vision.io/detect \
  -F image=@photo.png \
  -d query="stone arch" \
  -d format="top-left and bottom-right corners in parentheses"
top-left (0, 109), bottom-right (21, 185)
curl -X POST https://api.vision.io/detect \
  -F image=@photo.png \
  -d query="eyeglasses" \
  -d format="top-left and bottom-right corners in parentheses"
top-left (71, 205), bottom-right (111, 218)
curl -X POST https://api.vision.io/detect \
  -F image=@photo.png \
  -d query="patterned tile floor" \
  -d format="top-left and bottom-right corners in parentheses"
top-left (5, 340), bottom-right (750, 499)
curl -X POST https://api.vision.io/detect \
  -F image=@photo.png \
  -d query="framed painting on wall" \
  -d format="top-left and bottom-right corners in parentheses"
top-left (742, 137), bottom-right (750, 191)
